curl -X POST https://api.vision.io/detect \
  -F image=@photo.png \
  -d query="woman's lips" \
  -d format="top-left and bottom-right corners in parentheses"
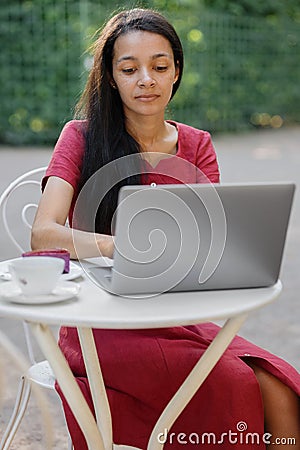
top-left (135, 94), bottom-right (159, 102)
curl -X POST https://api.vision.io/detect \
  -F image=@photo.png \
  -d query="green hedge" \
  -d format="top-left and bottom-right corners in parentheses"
top-left (171, 11), bottom-right (300, 131)
top-left (1, 1), bottom-right (299, 145)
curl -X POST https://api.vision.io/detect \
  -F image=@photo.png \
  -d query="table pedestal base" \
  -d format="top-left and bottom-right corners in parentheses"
top-left (30, 313), bottom-right (247, 450)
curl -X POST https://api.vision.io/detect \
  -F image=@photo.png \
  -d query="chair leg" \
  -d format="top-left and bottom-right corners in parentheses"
top-left (67, 435), bottom-right (74, 450)
top-left (0, 375), bottom-right (31, 450)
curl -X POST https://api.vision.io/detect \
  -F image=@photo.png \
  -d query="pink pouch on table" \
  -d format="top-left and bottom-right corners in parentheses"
top-left (22, 249), bottom-right (70, 274)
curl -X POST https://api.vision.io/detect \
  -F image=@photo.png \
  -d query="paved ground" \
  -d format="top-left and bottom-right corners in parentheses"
top-left (0, 126), bottom-right (299, 448)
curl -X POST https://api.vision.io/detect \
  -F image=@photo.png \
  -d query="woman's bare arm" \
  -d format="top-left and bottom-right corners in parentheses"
top-left (31, 177), bottom-right (114, 259)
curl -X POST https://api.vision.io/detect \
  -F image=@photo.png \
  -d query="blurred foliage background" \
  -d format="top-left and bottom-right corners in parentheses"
top-left (1, 0), bottom-right (300, 145)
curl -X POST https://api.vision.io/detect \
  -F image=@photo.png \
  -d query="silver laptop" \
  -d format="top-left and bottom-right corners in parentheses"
top-left (89, 182), bottom-right (295, 296)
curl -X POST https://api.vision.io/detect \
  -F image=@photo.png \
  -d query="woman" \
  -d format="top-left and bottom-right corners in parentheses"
top-left (31, 8), bottom-right (299, 449)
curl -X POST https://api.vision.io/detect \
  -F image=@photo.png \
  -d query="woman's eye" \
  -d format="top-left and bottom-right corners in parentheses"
top-left (155, 66), bottom-right (168, 72)
top-left (122, 68), bottom-right (136, 74)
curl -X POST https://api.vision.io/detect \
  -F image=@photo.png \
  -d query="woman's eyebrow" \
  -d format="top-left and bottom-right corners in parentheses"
top-left (151, 52), bottom-right (172, 60)
top-left (116, 56), bottom-right (137, 64)
top-left (116, 52), bottom-right (172, 64)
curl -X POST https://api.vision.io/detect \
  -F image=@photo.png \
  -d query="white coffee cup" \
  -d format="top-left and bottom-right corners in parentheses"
top-left (8, 256), bottom-right (65, 296)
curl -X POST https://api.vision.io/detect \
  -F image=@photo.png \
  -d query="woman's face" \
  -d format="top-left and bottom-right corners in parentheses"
top-left (111, 30), bottom-right (179, 120)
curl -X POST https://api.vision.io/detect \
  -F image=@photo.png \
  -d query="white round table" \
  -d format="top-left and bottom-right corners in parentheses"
top-left (0, 259), bottom-right (282, 450)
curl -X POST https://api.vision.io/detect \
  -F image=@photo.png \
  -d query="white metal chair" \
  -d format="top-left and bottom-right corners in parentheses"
top-left (0, 167), bottom-right (73, 450)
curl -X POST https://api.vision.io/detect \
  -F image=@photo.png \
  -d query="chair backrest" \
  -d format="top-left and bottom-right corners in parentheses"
top-left (0, 167), bottom-right (47, 257)
top-left (0, 167), bottom-right (48, 365)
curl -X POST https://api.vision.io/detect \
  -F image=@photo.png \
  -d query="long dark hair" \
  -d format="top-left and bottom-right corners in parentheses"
top-left (76, 8), bottom-right (184, 234)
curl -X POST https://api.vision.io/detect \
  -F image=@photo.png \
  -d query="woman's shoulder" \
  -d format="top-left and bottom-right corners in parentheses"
top-left (167, 120), bottom-right (212, 150)
top-left (60, 119), bottom-right (87, 137)
top-left (167, 120), bottom-right (219, 183)
top-left (54, 119), bottom-right (87, 153)
top-left (43, 120), bottom-right (87, 192)
top-left (167, 120), bottom-right (211, 141)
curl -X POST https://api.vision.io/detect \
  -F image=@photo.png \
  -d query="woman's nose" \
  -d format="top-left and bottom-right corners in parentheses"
top-left (138, 70), bottom-right (156, 88)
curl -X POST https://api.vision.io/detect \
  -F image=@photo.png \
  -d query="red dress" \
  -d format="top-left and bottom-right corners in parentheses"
top-left (44, 120), bottom-right (300, 449)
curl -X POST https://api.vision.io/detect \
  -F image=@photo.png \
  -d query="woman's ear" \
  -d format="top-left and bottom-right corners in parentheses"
top-left (107, 73), bottom-right (117, 89)
top-left (174, 61), bottom-right (180, 84)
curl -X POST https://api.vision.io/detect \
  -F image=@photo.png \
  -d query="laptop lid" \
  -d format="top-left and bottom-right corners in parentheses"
top-left (89, 182), bottom-right (295, 296)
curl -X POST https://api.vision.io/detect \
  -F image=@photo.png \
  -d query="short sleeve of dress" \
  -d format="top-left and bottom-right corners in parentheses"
top-left (42, 120), bottom-right (86, 192)
top-left (195, 130), bottom-right (220, 183)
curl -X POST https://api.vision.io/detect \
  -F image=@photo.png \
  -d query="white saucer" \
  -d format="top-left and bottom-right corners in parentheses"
top-left (61, 262), bottom-right (83, 281)
top-left (0, 281), bottom-right (80, 305)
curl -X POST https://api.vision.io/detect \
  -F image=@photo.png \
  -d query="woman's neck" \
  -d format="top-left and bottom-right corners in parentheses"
top-left (125, 115), bottom-right (177, 154)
